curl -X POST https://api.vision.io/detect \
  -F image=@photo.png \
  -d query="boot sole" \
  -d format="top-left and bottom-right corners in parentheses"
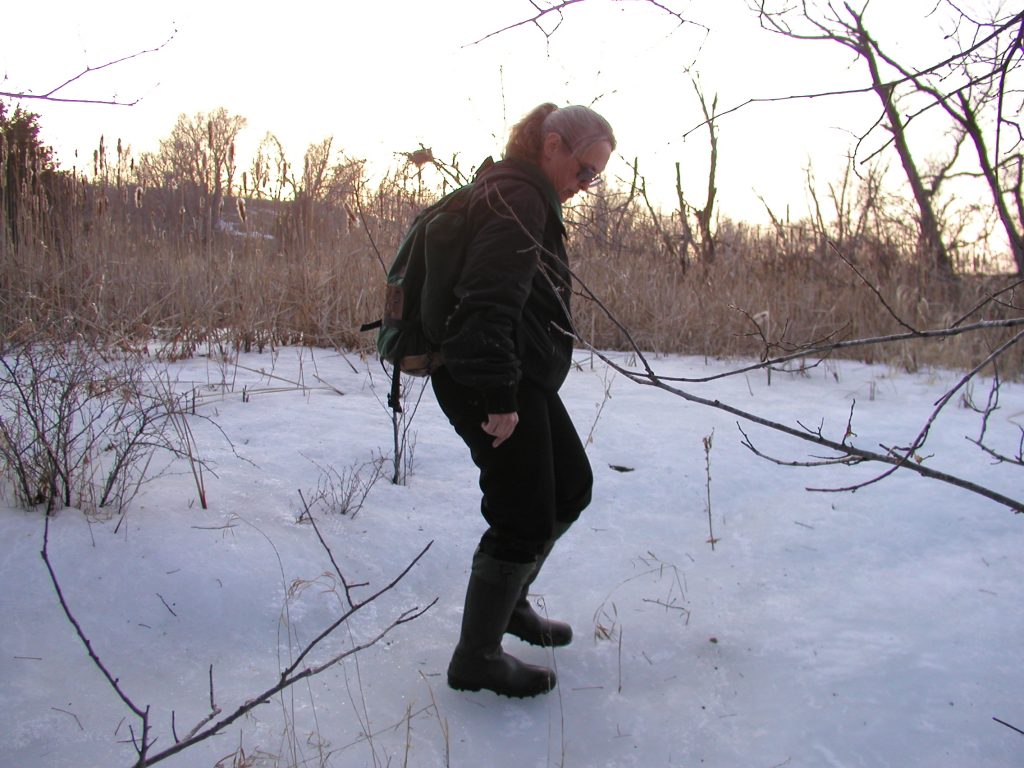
top-left (505, 630), bottom-right (572, 648)
top-left (447, 674), bottom-right (556, 698)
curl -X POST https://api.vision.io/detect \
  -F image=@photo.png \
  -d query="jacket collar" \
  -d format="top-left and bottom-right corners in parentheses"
top-left (491, 157), bottom-right (564, 225)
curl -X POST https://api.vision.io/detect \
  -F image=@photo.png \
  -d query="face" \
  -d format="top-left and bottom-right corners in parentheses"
top-left (539, 133), bottom-right (613, 203)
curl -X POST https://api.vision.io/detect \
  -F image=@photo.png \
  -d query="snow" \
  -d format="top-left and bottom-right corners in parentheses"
top-left (1, 347), bottom-right (1022, 768)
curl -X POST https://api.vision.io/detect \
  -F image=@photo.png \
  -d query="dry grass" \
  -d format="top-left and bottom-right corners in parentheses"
top-left (1, 155), bottom-right (1020, 378)
top-left (570, 191), bottom-right (1022, 377)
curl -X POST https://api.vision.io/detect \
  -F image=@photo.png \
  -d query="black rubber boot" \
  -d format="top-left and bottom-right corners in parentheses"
top-left (506, 522), bottom-right (573, 648)
top-left (447, 549), bottom-right (556, 698)
top-left (507, 594), bottom-right (573, 647)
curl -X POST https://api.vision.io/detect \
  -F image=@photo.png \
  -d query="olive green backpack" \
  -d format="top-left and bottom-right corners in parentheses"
top-left (364, 157), bottom-right (493, 411)
top-left (365, 156), bottom-right (546, 411)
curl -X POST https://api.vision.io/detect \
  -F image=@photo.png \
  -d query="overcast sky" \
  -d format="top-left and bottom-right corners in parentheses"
top-left (3, 0), bottom-right (968, 222)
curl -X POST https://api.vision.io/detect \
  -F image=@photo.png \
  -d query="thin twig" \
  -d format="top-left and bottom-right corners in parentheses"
top-left (41, 506), bottom-right (434, 767)
top-left (297, 489), bottom-right (354, 604)
top-left (686, 9), bottom-right (1024, 138)
top-left (41, 517), bottom-right (147, 721)
top-left (1, 31), bottom-right (177, 105)
top-left (51, 707), bottom-right (84, 731)
top-left (993, 716), bottom-right (1024, 736)
top-left (829, 242), bottom-right (920, 333)
top-left (156, 593), bottom-right (177, 617)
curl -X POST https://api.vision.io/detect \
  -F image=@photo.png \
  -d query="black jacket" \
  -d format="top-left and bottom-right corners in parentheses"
top-left (440, 158), bottom-right (572, 413)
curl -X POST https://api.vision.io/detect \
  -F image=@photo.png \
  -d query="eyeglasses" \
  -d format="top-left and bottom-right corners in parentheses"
top-left (559, 134), bottom-right (603, 188)
top-left (576, 161), bottom-right (603, 188)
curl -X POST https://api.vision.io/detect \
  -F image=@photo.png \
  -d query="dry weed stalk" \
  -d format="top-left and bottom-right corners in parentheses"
top-left (298, 452), bottom-right (386, 519)
top-left (585, 366), bottom-right (615, 446)
top-left (702, 429), bottom-right (717, 549)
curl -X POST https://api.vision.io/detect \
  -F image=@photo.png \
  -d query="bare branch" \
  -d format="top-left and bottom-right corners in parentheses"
top-left (993, 716), bottom-right (1024, 736)
top-left (801, 328), bottom-right (1024, 496)
top-left (279, 541), bottom-right (433, 683)
top-left (544, 250), bottom-right (1024, 513)
top-left (40, 517), bottom-right (148, 721)
top-left (465, 0), bottom-right (588, 47)
top-left (41, 506), bottom-right (434, 767)
top-left (141, 562), bottom-right (436, 767)
top-left (0, 30), bottom-right (177, 106)
top-left (685, 8), bottom-right (1024, 139)
top-left (965, 370), bottom-right (1024, 467)
top-left (953, 278), bottom-right (1024, 327)
top-left (828, 242), bottom-right (920, 333)
top-left (623, 316), bottom-right (1024, 385)
top-left (467, 0), bottom-right (701, 48)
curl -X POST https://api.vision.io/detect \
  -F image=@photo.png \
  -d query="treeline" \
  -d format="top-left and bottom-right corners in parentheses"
top-left (1, 104), bottom-right (1021, 377)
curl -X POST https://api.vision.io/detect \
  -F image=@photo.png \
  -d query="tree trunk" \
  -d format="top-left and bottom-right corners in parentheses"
top-left (958, 96), bottom-right (1024, 275)
top-left (854, 21), bottom-right (956, 278)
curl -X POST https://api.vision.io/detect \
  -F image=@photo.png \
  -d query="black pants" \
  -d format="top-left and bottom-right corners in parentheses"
top-left (431, 366), bottom-right (593, 563)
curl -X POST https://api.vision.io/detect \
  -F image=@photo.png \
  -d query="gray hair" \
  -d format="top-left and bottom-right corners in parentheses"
top-left (543, 105), bottom-right (616, 155)
top-left (505, 103), bottom-right (616, 163)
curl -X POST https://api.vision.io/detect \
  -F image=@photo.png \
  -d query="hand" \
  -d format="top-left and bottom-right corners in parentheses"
top-left (482, 412), bottom-right (519, 448)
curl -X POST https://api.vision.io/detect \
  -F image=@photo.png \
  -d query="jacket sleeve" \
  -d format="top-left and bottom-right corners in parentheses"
top-left (440, 175), bottom-right (548, 413)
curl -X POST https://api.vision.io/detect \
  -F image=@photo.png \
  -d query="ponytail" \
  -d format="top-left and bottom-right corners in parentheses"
top-left (504, 103), bottom-right (615, 164)
top-left (504, 103), bottom-right (559, 164)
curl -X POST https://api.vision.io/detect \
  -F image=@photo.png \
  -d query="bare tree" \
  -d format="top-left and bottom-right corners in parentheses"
top-left (301, 136), bottom-right (335, 201)
top-left (629, 78), bottom-right (719, 272)
top-left (687, 78), bottom-right (719, 265)
top-left (753, 0), bottom-right (959, 277)
top-left (491, 1), bottom-right (1021, 275)
top-left (857, 2), bottom-right (1024, 274)
top-left (259, 136), bottom-right (367, 248)
top-left (136, 108), bottom-right (247, 246)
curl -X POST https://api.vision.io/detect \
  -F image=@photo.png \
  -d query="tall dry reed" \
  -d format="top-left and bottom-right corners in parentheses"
top-left (1, 150), bottom-right (1020, 378)
top-left (570, 186), bottom-right (1022, 377)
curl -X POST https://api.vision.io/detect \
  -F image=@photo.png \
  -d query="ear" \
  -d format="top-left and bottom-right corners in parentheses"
top-left (541, 131), bottom-right (563, 161)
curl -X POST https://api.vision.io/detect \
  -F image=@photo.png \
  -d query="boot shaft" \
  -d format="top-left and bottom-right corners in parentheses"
top-left (449, 549), bottom-right (555, 697)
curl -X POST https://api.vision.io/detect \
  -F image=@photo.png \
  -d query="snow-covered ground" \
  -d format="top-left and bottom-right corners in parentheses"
top-left (1, 347), bottom-right (1022, 768)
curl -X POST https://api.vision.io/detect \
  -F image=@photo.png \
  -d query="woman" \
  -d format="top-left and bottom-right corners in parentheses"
top-left (433, 103), bottom-right (616, 697)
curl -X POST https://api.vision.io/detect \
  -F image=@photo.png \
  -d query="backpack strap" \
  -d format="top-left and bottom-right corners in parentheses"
top-left (388, 365), bottom-right (403, 413)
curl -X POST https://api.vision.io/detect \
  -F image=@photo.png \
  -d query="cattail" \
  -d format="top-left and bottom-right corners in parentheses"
top-left (134, 187), bottom-right (143, 209)
top-left (236, 197), bottom-right (247, 223)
